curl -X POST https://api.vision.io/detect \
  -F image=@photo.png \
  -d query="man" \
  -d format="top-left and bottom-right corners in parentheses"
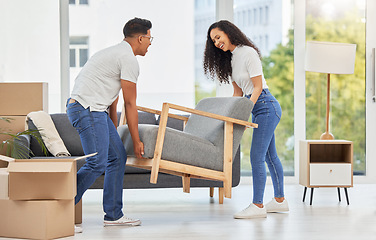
top-left (66, 17), bottom-right (152, 228)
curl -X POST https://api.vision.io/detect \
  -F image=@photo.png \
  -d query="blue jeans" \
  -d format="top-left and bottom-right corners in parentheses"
top-left (66, 99), bottom-right (126, 221)
top-left (246, 89), bottom-right (284, 204)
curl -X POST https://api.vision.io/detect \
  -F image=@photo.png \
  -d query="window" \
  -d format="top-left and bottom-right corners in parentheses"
top-left (243, 10), bottom-right (247, 26)
top-left (265, 6), bottom-right (269, 24)
top-left (248, 9), bottom-right (252, 26)
top-left (254, 8), bottom-right (257, 24)
top-left (265, 34), bottom-right (269, 52)
top-left (305, 0), bottom-right (366, 175)
top-left (69, 37), bottom-right (88, 68)
top-left (234, 0), bottom-right (294, 176)
top-left (69, 0), bottom-right (88, 5)
top-left (194, 0), bottom-right (216, 103)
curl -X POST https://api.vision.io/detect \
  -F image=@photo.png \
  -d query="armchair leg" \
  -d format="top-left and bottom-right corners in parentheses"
top-left (182, 174), bottom-right (191, 193)
top-left (210, 187), bottom-right (214, 197)
top-left (223, 180), bottom-right (232, 198)
top-left (218, 187), bottom-right (224, 204)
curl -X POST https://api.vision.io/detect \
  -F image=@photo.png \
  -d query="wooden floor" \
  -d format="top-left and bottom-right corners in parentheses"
top-left (4, 182), bottom-right (376, 240)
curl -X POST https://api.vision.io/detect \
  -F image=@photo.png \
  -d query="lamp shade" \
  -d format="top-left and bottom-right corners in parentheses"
top-left (305, 41), bottom-right (356, 74)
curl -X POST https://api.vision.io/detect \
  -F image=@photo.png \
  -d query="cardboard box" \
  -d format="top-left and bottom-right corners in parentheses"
top-left (0, 115), bottom-right (27, 157)
top-left (0, 82), bottom-right (48, 115)
top-left (0, 199), bottom-right (74, 240)
top-left (8, 161), bottom-right (76, 200)
top-left (0, 153), bottom-right (96, 200)
top-left (0, 156), bottom-right (13, 199)
top-left (75, 199), bottom-right (82, 224)
top-left (0, 168), bottom-right (8, 199)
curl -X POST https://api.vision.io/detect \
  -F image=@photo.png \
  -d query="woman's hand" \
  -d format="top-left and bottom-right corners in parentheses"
top-left (232, 82), bottom-right (243, 97)
top-left (249, 75), bottom-right (263, 104)
top-left (133, 141), bottom-right (145, 159)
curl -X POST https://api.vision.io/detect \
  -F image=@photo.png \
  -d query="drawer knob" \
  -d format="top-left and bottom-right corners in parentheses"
top-left (330, 169), bottom-right (333, 173)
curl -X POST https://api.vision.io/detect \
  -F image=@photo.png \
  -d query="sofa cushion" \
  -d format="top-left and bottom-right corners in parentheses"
top-left (118, 124), bottom-right (223, 171)
top-left (28, 114), bottom-right (84, 157)
top-left (28, 111), bottom-right (157, 157)
top-left (120, 111), bottom-right (157, 125)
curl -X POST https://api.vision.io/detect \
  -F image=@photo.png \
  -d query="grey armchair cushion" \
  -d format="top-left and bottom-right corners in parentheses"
top-left (184, 97), bottom-right (253, 159)
top-left (156, 115), bottom-right (189, 131)
top-left (118, 124), bottom-right (222, 171)
top-left (118, 97), bottom-right (254, 172)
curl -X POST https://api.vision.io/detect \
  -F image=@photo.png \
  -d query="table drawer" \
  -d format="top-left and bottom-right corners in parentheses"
top-left (310, 163), bottom-right (351, 186)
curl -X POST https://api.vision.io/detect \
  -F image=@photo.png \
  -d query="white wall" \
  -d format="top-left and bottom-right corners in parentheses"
top-left (0, 0), bottom-right (62, 113)
top-left (0, 0), bottom-right (194, 114)
top-left (69, 0), bottom-right (195, 111)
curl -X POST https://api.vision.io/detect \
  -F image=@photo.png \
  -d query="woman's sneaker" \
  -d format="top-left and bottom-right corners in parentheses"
top-left (103, 216), bottom-right (142, 227)
top-left (265, 198), bottom-right (289, 213)
top-left (234, 203), bottom-right (267, 219)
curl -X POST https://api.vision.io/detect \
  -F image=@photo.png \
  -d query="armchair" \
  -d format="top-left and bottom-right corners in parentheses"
top-left (117, 97), bottom-right (257, 202)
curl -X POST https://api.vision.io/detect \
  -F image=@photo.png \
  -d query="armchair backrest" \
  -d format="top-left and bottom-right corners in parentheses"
top-left (183, 97), bottom-right (253, 157)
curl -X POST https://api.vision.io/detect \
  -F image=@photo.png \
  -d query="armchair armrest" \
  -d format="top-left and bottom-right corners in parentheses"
top-left (166, 103), bottom-right (257, 128)
top-left (137, 106), bottom-right (189, 122)
top-left (118, 105), bottom-right (189, 126)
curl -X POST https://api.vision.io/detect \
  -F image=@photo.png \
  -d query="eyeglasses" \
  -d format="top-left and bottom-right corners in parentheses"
top-left (141, 35), bottom-right (154, 43)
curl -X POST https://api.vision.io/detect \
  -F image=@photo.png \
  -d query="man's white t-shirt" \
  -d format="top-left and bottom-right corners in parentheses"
top-left (71, 41), bottom-right (139, 112)
top-left (231, 45), bottom-right (268, 96)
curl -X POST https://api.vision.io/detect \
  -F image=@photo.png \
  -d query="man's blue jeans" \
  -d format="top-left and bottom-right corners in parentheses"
top-left (66, 99), bottom-right (126, 221)
top-left (246, 89), bottom-right (285, 204)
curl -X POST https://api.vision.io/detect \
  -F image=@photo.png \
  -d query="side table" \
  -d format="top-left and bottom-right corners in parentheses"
top-left (299, 140), bottom-right (353, 205)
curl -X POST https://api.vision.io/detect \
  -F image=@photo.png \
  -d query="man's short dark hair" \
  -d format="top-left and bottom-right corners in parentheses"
top-left (123, 17), bottom-right (152, 38)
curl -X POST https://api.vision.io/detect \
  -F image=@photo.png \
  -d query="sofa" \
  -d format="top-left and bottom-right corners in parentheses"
top-left (19, 111), bottom-right (241, 194)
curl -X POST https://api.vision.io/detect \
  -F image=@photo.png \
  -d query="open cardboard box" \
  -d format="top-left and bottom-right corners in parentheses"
top-left (0, 153), bottom-right (96, 200)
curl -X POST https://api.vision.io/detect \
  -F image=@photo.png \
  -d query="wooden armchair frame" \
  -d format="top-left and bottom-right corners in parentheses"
top-left (119, 102), bottom-right (257, 203)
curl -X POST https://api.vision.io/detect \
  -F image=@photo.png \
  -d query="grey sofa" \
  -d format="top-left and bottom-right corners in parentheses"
top-left (20, 111), bottom-right (241, 192)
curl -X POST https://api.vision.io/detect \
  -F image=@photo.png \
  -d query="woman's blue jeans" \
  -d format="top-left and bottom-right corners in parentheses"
top-left (246, 89), bottom-right (285, 204)
top-left (66, 99), bottom-right (126, 221)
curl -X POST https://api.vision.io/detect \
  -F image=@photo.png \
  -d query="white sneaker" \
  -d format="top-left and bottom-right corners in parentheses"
top-left (265, 198), bottom-right (289, 213)
top-left (234, 203), bottom-right (267, 219)
top-left (103, 216), bottom-right (141, 227)
top-left (74, 225), bottom-right (83, 233)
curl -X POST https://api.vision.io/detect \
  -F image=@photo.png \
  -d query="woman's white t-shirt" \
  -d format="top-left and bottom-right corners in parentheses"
top-left (231, 45), bottom-right (268, 95)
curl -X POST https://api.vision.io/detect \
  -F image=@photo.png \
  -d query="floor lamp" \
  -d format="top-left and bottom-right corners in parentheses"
top-left (305, 41), bottom-right (356, 140)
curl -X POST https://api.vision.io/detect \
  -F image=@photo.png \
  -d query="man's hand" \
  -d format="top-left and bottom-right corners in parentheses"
top-left (133, 141), bottom-right (145, 159)
top-left (121, 80), bottom-right (144, 159)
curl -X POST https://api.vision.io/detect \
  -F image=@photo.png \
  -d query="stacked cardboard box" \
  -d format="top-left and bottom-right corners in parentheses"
top-left (0, 154), bottom-right (94, 240)
top-left (0, 82), bottom-right (48, 158)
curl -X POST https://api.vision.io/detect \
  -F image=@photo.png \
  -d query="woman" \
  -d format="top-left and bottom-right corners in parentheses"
top-left (203, 20), bottom-right (289, 219)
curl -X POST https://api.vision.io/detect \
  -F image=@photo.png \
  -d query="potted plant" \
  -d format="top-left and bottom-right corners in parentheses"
top-left (0, 117), bottom-right (47, 159)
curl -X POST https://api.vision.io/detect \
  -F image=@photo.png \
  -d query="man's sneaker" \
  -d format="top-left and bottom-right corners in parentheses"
top-left (75, 225), bottom-right (83, 233)
top-left (103, 216), bottom-right (141, 227)
top-left (265, 198), bottom-right (289, 213)
top-left (234, 203), bottom-right (267, 219)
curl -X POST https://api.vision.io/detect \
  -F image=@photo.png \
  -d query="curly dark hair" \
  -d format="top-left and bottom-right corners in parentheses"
top-left (203, 20), bottom-right (261, 84)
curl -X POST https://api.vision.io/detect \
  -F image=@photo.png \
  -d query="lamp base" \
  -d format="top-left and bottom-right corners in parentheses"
top-left (320, 132), bottom-right (334, 140)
